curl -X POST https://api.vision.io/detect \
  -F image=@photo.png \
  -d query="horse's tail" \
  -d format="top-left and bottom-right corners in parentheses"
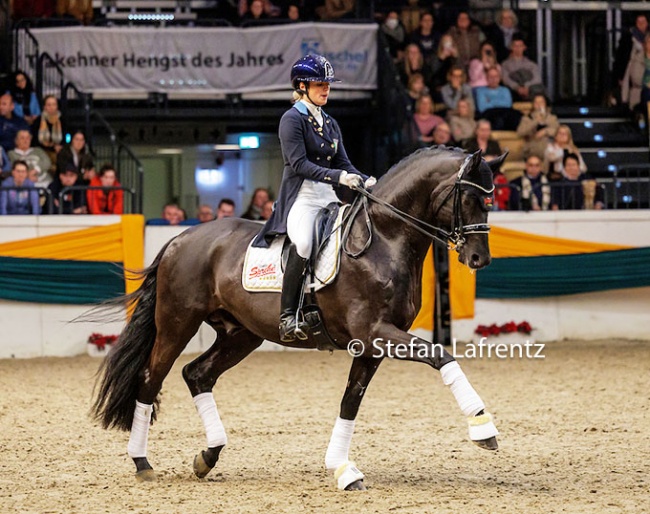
top-left (91, 238), bottom-right (174, 431)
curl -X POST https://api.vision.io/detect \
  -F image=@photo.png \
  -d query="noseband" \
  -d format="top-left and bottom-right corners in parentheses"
top-left (342, 155), bottom-right (493, 258)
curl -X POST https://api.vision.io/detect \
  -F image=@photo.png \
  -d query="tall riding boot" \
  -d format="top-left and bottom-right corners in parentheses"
top-left (279, 244), bottom-right (309, 343)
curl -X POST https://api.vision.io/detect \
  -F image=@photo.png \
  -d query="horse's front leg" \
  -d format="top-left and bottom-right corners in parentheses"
top-left (371, 323), bottom-right (499, 450)
top-left (325, 355), bottom-right (382, 491)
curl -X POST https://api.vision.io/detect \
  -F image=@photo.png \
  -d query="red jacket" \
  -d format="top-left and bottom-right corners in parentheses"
top-left (87, 176), bottom-right (124, 214)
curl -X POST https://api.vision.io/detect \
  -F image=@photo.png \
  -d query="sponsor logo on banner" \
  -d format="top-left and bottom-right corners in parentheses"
top-left (300, 38), bottom-right (369, 75)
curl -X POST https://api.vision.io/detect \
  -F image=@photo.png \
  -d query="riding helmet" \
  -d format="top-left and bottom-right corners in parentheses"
top-left (291, 54), bottom-right (341, 90)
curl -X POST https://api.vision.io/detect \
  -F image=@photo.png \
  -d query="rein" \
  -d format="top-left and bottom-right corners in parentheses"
top-left (341, 157), bottom-right (493, 258)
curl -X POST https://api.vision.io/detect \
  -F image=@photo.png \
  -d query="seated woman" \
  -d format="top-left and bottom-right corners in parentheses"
top-left (440, 66), bottom-right (474, 112)
top-left (544, 124), bottom-right (586, 182)
top-left (86, 163), bottom-right (123, 215)
top-left (468, 41), bottom-right (501, 89)
top-left (448, 97), bottom-right (477, 143)
top-left (398, 44), bottom-right (433, 91)
top-left (413, 94), bottom-right (445, 145)
top-left (551, 153), bottom-right (603, 210)
top-left (0, 160), bottom-right (40, 215)
top-left (33, 95), bottom-right (64, 172)
top-left (516, 93), bottom-right (558, 159)
top-left (8, 71), bottom-right (41, 126)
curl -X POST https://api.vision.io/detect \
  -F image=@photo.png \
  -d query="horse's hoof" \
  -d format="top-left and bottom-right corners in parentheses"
top-left (344, 479), bottom-right (367, 491)
top-left (193, 451), bottom-right (213, 479)
top-left (473, 436), bottom-right (499, 451)
top-left (135, 469), bottom-right (157, 482)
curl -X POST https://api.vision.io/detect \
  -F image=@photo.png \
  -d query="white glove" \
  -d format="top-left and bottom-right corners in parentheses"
top-left (339, 171), bottom-right (363, 189)
top-left (364, 176), bottom-right (377, 189)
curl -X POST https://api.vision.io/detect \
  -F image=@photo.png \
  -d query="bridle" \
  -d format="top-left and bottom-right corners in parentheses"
top-left (341, 155), bottom-right (494, 258)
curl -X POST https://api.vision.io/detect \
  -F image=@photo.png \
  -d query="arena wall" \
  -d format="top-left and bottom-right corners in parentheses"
top-left (0, 211), bottom-right (648, 359)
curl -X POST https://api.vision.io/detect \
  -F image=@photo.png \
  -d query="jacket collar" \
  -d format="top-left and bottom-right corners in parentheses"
top-left (293, 102), bottom-right (333, 142)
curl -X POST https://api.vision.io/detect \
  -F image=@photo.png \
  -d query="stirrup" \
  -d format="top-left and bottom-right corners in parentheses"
top-left (279, 315), bottom-right (308, 343)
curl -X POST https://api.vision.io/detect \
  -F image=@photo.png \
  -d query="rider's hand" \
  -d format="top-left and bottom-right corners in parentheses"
top-left (364, 176), bottom-right (377, 189)
top-left (339, 171), bottom-right (363, 189)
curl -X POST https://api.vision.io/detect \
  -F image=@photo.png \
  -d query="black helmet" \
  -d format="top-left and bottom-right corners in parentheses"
top-left (291, 54), bottom-right (341, 90)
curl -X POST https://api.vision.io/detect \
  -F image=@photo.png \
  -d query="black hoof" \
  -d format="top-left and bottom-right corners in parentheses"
top-left (473, 436), bottom-right (499, 451)
top-left (133, 457), bottom-right (156, 482)
top-left (345, 479), bottom-right (367, 491)
top-left (193, 445), bottom-right (224, 479)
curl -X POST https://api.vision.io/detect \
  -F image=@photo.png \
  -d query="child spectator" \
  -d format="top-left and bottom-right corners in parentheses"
top-left (8, 71), bottom-right (41, 126)
top-left (45, 163), bottom-right (87, 214)
top-left (0, 160), bottom-right (40, 215)
top-left (87, 163), bottom-right (123, 215)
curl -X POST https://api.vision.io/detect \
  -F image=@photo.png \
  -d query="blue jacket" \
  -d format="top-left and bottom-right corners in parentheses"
top-left (474, 85), bottom-right (512, 114)
top-left (12, 92), bottom-right (41, 118)
top-left (0, 113), bottom-right (29, 153)
top-left (253, 102), bottom-right (367, 247)
top-left (0, 177), bottom-right (40, 215)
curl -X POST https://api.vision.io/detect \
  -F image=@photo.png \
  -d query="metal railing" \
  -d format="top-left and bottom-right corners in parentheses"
top-left (58, 185), bottom-right (137, 214)
top-left (0, 186), bottom-right (54, 214)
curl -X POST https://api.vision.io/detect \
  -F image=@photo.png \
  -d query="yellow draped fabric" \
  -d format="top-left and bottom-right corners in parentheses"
top-left (0, 215), bottom-right (145, 294)
top-left (410, 225), bottom-right (631, 330)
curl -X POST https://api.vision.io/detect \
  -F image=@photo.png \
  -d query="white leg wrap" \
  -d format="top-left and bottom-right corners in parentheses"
top-left (440, 361), bottom-right (485, 417)
top-left (334, 461), bottom-right (365, 490)
top-left (193, 392), bottom-right (228, 448)
top-left (127, 401), bottom-right (153, 459)
top-left (325, 417), bottom-right (355, 470)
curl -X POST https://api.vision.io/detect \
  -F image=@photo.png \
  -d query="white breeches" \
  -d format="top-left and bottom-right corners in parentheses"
top-left (287, 180), bottom-right (338, 259)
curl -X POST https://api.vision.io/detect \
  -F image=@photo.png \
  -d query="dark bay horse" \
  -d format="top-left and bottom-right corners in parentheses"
top-left (93, 146), bottom-right (504, 490)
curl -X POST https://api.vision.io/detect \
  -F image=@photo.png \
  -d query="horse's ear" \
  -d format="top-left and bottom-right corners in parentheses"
top-left (469, 150), bottom-right (483, 170)
top-left (487, 151), bottom-right (509, 172)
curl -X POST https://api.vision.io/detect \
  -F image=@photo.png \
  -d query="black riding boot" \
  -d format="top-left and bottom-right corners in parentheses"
top-left (279, 244), bottom-right (309, 343)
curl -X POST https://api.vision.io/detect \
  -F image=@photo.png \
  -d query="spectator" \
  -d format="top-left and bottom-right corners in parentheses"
top-left (241, 187), bottom-right (270, 220)
top-left (34, 95), bottom-right (63, 168)
top-left (8, 71), bottom-right (40, 126)
top-left (473, 67), bottom-right (521, 130)
top-left (448, 96), bottom-right (476, 143)
top-left (544, 124), bottom-right (587, 181)
top-left (462, 119), bottom-right (502, 160)
top-left (56, 0), bottom-right (93, 24)
top-left (160, 203), bottom-right (183, 225)
top-left (381, 10), bottom-right (407, 61)
top-left (551, 153), bottom-right (603, 210)
top-left (86, 163), bottom-right (123, 215)
top-left (516, 93), bottom-right (558, 159)
top-left (197, 204), bottom-right (215, 223)
top-left (240, 0), bottom-right (269, 24)
top-left (239, 0), bottom-right (281, 18)
top-left (409, 12), bottom-right (442, 68)
top-left (316, 0), bottom-right (355, 21)
top-left (440, 65), bottom-right (474, 112)
top-left (621, 29), bottom-right (647, 112)
top-left (413, 94), bottom-right (444, 145)
top-left (8, 129), bottom-right (52, 187)
top-left (216, 198), bottom-right (236, 219)
top-left (430, 34), bottom-right (459, 96)
top-left (261, 199), bottom-right (274, 220)
top-left (11, 0), bottom-right (56, 21)
top-left (78, 154), bottom-right (96, 185)
top-left (484, 8), bottom-right (519, 63)
top-left (0, 160), bottom-right (40, 215)
top-left (0, 93), bottom-right (29, 153)
top-left (56, 130), bottom-right (87, 174)
top-left (406, 73), bottom-right (430, 111)
top-left (432, 122), bottom-right (454, 146)
top-left (286, 3), bottom-right (301, 22)
top-left (635, 33), bottom-right (650, 112)
top-left (508, 154), bottom-right (551, 211)
top-left (500, 36), bottom-right (545, 101)
top-left (398, 44), bottom-right (433, 90)
top-left (45, 163), bottom-right (87, 214)
top-left (613, 14), bottom-right (649, 101)
top-left (445, 11), bottom-right (485, 69)
top-left (468, 41), bottom-right (501, 89)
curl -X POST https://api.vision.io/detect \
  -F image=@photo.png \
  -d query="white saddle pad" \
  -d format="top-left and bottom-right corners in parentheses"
top-left (243, 205), bottom-right (349, 293)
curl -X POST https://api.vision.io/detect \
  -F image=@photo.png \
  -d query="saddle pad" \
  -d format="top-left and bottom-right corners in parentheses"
top-left (242, 205), bottom-right (349, 293)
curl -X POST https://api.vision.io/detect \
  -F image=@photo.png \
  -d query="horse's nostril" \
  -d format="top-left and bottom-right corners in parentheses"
top-left (471, 253), bottom-right (480, 264)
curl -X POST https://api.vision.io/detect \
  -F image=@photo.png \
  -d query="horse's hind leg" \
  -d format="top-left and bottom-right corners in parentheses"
top-left (182, 328), bottom-right (263, 479)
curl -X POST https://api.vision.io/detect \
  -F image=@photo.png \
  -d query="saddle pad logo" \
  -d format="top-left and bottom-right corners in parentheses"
top-left (248, 263), bottom-right (277, 280)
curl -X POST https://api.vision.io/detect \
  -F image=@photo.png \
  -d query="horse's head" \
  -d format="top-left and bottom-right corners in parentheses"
top-left (431, 150), bottom-right (507, 269)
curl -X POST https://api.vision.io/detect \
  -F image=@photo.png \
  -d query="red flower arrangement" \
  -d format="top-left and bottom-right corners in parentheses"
top-left (87, 333), bottom-right (118, 350)
top-left (474, 321), bottom-right (533, 337)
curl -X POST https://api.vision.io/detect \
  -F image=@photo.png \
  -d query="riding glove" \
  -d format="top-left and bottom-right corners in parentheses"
top-left (339, 171), bottom-right (363, 189)
top-left (364, 176), bottom-right (377, 189)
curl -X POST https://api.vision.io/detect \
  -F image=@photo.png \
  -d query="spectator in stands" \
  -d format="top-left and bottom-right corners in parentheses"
top-left (242, 187), bottom-right (270, 220)
top-left (413, 94), bottom-right (444, 145)
top-left (239, 0), bottom-right (281, 18)
top-left (10, 0), bottom-right (56, 21)
top-left (86, 163), bottom-right (123, 215)
top-left (316, 0), bottom-right (355, 21)
top-left (160, 203), bottom-right (183, 225)
top-left (45, 162), bottom-right (87, 214)
top-left (0, 93), bottom-right (29, 153)
top-left (468, 41), bottom-right (501, 88)
top-left (0, 160), bottom-right (40, 215)
top-left (78, 154), bottom-right (96, 187)
top-left (240, 0), bottom-right (269, 24)
top-left (34, 95), bottom-right (63, 169)
top-left (551, 153), bottom-right (603, 210)
top-left (448, 96), bottom-right (476, 143)
top-left (474, 67), bottom-right (521, 130)
top-left (516, 93), bottom-right (558, 159)
top-left (56, 0), bottom-right (93, 25)
top-left (613, 14), bottom-right (649, 105)
top-left (636, 33), bottom-right (650, 112)
top-left (286, 3), bottom-right (301, 22)
top-left (430, 34), bottom-right (459, 96)
top-left (440, 65), bottom-right (474, 112)
top-left (8, 71), bottom-right (40, 126)
top-left (431, 121), bottom-right (454, 146)
top-left (261, 199), bottom-right (274, 220)
top-left (406, 73), bottom-right (429, 111)
top-left (399, 44), bottom-right (433, 90)
top-left (544, 124), bottom-right (586, 182)
top-left (508, 154), bottom-right (551, 211)
top-left (8, 129), bottom-right (52, 187)
top-left (484, 8), bottom-right (519, 63)
top-left (216, 198), bottom-right (236, 219)
top-left (621, 30), bottom-right (647, 112)
top-left (409, 11), bottom-right (442, 68)
top-left (381, 10), bottom-right (407, 61)
top-left (197, 204), bottom-right (215, 223)
top-left (445, 11), bottom-right (485, 69)
top-left (462, 119), bottom-right (501, 160)
top-left (501, 36), bottom-right (545, 101)
top-left (56, 130), bottom-right (87, 174)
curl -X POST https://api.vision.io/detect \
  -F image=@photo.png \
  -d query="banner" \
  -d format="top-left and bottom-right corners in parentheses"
top-left (31, 24), bottom-right (378, 94)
